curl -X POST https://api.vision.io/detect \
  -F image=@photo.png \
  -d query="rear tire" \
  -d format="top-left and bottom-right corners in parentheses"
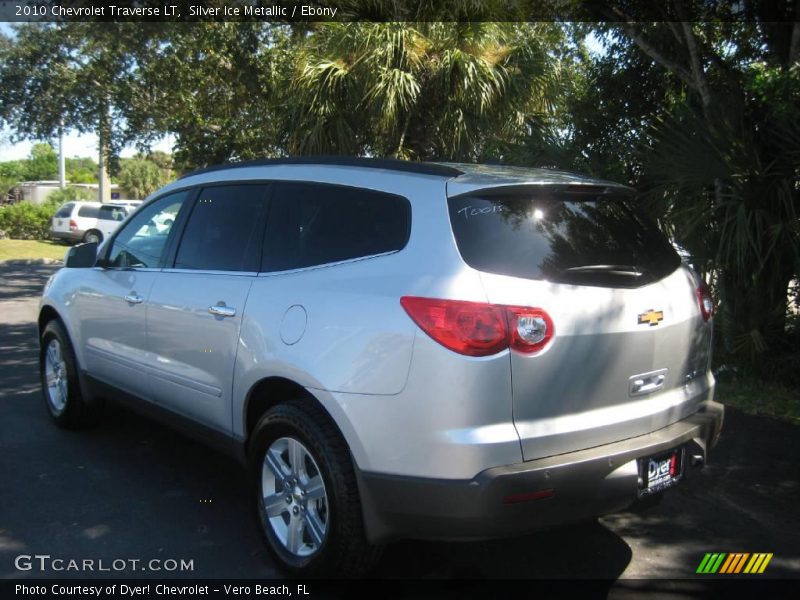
top-left (39, 320), bottom-right (104, 429)
top-left (248, 399), bottom-right (381, 577)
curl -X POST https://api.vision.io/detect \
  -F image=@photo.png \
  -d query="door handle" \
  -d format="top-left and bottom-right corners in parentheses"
top-left (208, 304), bottom-right (236, 318)
top-left (124, 293), bottom-right (143, 304)
top-left (629, 369), bottom-right (668, 397)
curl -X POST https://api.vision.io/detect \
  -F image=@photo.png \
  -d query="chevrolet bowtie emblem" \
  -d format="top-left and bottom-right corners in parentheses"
top-left (638, 309), bottom-right (664, 326)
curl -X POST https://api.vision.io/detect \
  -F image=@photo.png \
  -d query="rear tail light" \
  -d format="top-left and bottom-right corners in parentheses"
top-left (696, 280), bottom-right (714, 321)
top-left (69, 219), bottom-right (78, 231)
top-left (505, 306), bottom-right (554, 354)
top-left (400, 296), bottom-right (554, 357)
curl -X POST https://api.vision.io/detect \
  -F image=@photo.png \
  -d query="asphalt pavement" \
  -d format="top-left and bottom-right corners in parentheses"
top-left (1, 262), bottom-right (798, 582)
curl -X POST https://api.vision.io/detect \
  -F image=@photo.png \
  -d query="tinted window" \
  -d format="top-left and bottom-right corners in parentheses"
top-left (448, 192), bottom-right (680, 287)
top-left (77, 205), bottom-right (99, 218)
top-left (55, 203), bottom-right (74, 218)
top-left (263, 182), bottom-right (410, 272)
top-left (174, 185), bottom-right (269, 272)
top-left (98, 205), bottom-right (128, 222)
top-left (108, 191), bottom-right (188, 268)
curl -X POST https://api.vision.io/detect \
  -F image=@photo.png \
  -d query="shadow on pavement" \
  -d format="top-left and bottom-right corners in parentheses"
top-left (0, 263), bottom-right (57, 301)
top-left (0, 321), bottom-right (41, 398)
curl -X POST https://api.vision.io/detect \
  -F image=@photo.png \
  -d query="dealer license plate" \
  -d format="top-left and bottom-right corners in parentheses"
top-left (638, 447), bottom-right (684, 497)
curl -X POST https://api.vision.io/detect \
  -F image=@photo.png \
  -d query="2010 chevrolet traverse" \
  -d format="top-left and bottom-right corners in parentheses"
top-left (38, 157), bottom-right (723, 576)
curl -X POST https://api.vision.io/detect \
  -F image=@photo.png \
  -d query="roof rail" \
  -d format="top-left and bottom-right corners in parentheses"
top-left (179, 156), bottom-right (464, 179)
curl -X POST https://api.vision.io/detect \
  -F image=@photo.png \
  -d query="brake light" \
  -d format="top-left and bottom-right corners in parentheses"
top-left (400, 296), bottom-right (554, 357)
top-left (69, 219), bottom-right (78, 231)
top-left (696, 281), bottom-right (714, 321)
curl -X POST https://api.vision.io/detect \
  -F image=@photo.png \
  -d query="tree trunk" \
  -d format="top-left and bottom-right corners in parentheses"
top-left (97, 104), bottom-right (111, 203)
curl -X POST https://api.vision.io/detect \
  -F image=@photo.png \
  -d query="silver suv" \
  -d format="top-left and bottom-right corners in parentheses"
top-left (38, 158), bottom-right (723, 576)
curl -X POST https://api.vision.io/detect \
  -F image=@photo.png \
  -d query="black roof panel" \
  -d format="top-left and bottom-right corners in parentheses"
top-left (180, 156), bottom-right (464, 179)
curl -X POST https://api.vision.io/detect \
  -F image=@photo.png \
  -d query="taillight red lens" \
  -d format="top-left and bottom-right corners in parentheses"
top-left (400, 296), bottom-right (507, 357)
top-left (69, 219), bottom-right (78, 231)
top-left (696, 281), bottom-right (714, 321)
top-left (400, 296), bottom-right (554, 357)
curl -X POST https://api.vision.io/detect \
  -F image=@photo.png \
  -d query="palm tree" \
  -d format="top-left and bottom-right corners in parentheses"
top-left (283, 22), bottom-right (563, 161)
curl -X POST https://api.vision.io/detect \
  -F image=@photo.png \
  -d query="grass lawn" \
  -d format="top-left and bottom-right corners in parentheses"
top-left (0, 239), bottom-right (67, 263)
top-left (717, 377), bottom-right (800, 425)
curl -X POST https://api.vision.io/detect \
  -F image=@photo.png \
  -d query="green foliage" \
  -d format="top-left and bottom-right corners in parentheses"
top-left (283, 22), bottom-right (563, 161)
top-left (716, 376), bottom-right (800, 425)
top-left (66, 156), bottom-right (98, 183)
top-left (117, 158), bottom-right (168, 199)
top-left (25, 143), bottom-right (58, 180)
top-left (0, 160), bottom-right (26, 196)
top-left (0, 160), bottom-right (26, 181)
top-left (0, 199), bottom-right (60, 240)
top-left (46, 187), bottom-right (96, 205)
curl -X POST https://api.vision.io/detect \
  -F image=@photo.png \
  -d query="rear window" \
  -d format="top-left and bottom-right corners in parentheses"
top-left (448, 191), bottom-right (680, 287)
top-left (55, 203), bottom-right (74, 218)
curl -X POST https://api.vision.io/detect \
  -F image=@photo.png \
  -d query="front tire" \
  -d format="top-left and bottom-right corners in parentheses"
top-left (83, 230), bottom-right (102, 244)
top-left (249, 399), bottom-right (380, 577)
top-left (40, 320), bottom-right (103, 428)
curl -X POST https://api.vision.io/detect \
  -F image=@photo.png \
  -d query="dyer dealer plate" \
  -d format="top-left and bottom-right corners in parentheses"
top-left (638, 447), bottom-right (684, 497)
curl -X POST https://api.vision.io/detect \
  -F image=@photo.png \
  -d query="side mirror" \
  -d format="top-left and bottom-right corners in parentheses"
top-left (64, 242), bottom-right (98, 268)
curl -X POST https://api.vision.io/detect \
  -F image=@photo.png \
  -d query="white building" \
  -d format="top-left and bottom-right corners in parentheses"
top-left (15, 181), bottom-right (122, 204)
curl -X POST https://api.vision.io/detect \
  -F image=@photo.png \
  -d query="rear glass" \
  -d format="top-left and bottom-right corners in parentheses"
top-left (55, 203), bottom-right (74, 218)
top-left (448, 192), bottom-right (680, 287)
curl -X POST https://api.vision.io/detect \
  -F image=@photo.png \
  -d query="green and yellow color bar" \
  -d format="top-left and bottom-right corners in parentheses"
top-left (696, 552), bottom-right (773, 574)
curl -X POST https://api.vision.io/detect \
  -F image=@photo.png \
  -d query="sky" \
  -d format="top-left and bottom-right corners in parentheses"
top-left (0, 127), bottom-right (176, 162)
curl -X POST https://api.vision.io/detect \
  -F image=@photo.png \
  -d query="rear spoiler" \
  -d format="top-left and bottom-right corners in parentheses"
top-left (446, 181), bottom-right (636, 200)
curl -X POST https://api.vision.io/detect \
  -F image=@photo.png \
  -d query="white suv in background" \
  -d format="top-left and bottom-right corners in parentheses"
top-left (50, 201), bottom-right (134, 244)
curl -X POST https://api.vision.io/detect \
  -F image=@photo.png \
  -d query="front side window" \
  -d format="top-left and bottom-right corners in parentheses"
top-left (107, 191), bottom-right (188, 268)
top-left (174, 184), bottom-right (270, 272)
top-left (262, 182), bottom-right (410, 272)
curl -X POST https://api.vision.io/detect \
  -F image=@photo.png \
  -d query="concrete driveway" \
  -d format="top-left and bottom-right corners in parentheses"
top-left (1, 263), bottom-right (798, 582)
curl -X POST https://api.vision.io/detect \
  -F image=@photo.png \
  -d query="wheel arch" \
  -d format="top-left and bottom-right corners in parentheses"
top-left (38, 304), bottom-right (63, 338)
top-left (243, 377), bottom-right (358, 462)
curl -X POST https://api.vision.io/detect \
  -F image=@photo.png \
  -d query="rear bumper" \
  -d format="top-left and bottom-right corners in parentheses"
top-left (356, 400), bottom-right (724, 544)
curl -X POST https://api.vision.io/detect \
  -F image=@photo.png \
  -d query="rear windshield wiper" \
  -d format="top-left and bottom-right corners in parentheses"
top-left (564, 264), bottom-right (646, 278)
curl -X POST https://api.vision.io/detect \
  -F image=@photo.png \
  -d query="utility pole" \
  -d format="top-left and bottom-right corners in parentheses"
top-left (58, 119), bottom-right (66, 189)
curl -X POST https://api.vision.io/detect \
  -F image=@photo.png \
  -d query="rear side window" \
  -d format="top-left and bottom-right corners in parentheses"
top-left (98, 205), bottom-right (127, 222)
top-left (55, 203), bottom-right (74, 218)
top-left (77, 205), bottom-right (99, 218)
top-left (174, 184), bottom-right (269, 272)
top-left (448, 192), bottom-right (680, 287)
top-left (262, 182), bottom-right (410, 272)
